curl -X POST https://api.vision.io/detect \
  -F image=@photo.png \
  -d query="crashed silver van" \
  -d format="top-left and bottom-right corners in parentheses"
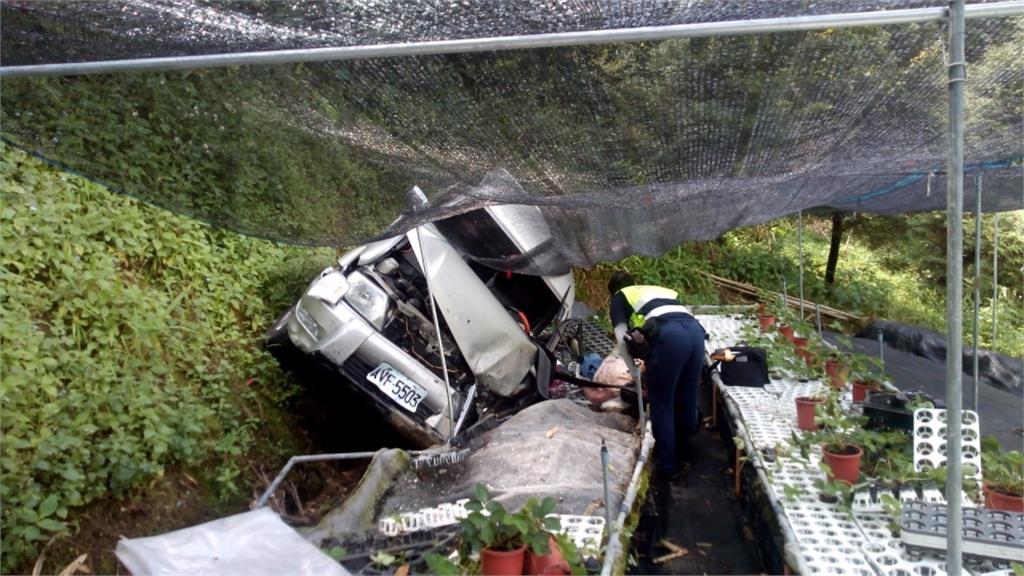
top-left (266, 198), bottom-right (574, 447)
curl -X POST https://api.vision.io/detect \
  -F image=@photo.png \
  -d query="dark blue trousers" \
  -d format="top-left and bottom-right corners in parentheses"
top-left (645, 316), bottom-right (706, 475)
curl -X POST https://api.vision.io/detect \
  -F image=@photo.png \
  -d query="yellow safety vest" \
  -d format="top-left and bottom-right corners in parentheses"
top-left (619, 285), bottom-right (681, 329)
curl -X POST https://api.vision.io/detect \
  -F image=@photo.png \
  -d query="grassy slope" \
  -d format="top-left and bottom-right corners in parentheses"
top-left (0, 144), bottom-right (336, 572)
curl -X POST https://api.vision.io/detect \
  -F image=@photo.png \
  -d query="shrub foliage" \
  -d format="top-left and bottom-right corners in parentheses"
top-left (0, 144), bottom-right (333, 570)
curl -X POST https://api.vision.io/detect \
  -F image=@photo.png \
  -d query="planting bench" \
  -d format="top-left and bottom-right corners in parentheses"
top-left (696, 312), bottom-right (1021, 576)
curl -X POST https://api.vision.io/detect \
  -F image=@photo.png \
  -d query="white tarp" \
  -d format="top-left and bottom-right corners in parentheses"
top-left (114, 508), bottom-right (348, 576)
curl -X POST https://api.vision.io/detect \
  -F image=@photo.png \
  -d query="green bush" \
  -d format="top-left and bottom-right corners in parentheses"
top-left (0, 144), bottom-right (334, 570)
top-left (579, 212), bottom-right (1022, 358)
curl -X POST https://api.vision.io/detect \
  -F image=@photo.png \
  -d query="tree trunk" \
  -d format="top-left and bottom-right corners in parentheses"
top-left (825, 212), bottom-right (845, 285)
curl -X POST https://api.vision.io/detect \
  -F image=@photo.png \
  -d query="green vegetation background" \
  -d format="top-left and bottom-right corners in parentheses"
top-left (0, 144), bottom-right (335, 571)
top-left (1, 142), bottom-right (1021, 572)
top-left (577, 211), bottom-right (1023, 359)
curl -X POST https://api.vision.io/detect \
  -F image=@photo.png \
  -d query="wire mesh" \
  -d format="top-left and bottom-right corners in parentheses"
top-left (0, 1), bottom-right (1021, 265)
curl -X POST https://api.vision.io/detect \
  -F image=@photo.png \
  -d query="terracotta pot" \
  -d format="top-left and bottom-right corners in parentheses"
top-left (825, 359), bottom-right (848, 389)
top-left (983, 484), bottom-right (1024, 513)
top-left (778, 324), bottom-right (794, 341)
top-left (803, 351), bottom-right (817, 369)
top-left (795, 396), bottom-right (824, 431)
top-left (852, 380), bottom-right (881, 403)
top-left (822, 444), bottom-right (863, 485)
top-left (524, 537), bottom-right (570, 575)
top-left (481, 544), bottom-right (526, 576)
top-left (757, 303), bottom-right (767, 315)
top-left (758, 315), bottom-right (776, 333)
top-left (792, 337), bottom-right (809, 349)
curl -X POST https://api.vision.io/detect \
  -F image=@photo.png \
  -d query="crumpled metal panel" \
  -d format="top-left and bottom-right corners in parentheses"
top-left (408, 225), bottom-right (535, 397)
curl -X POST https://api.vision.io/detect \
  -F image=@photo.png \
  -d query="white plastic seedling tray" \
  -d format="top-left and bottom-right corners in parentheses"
top-left (378, 501), bottom-right (605, 552)
top-left (913, 409), bottom-right (983, 482)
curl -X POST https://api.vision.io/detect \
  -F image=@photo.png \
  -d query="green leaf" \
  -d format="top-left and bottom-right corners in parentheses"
top-left (540, 497), bottom-right (557, 516)
top-left (474, 483), bottom-right (488, 503)
top-left (38, 494), bottom-right (58, 519)
top-left (370, 551), bottom-right (397, 567)
top-left (424, 553), bottom-right (460, 576)
top-left (325, 546), bottom-right (346, 561)
top-left (36, 518), bottom-right (65, 533)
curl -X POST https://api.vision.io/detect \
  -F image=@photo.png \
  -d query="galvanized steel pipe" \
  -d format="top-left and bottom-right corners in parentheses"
top-left (944, 1), bottom-right (966, 571)
top-left (2, 2), bottom-right (1023, 78)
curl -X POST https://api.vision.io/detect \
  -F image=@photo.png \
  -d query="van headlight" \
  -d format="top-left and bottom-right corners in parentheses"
top-left (294, 305), bottom-right (321, 339)
top-left (344, 272), bottom-right (389, 329)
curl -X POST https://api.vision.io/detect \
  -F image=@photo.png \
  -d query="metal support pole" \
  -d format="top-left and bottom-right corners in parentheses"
top-left (634, 366), bottom-right (646, 435)
top-left (601, 440), bottom-right (613, 532)
top-left (944, 2), bottom-right (966, 572)
top-left (3, 2), bottom-right (1023, 78)
top-left (971, 175), bottom-right (982, 412)
top-left (877, 331), bottom-right (885, 369)
top-left (815, 303), bottom-right (823, 337)
top-left (414, 227), bottom-right (458, 444)
top-left (992, 211), bottom-right (999, 343)
top-left (798, 211), bottom-right (806, 319)
top-left (782, 279), bottom-right (788, 314)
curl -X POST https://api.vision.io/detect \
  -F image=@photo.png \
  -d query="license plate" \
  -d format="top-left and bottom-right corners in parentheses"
top-left (366, 362), bottom-right (428, 413)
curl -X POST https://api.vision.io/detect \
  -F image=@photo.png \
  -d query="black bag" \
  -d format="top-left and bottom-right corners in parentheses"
top-left (623, 318), bottom-right (661, 360)
top-left (717, 346), bottom-right (769, 387)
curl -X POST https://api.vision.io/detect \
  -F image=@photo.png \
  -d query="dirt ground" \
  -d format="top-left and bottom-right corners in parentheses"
top-left (30, 459), bottom-right (367, 576)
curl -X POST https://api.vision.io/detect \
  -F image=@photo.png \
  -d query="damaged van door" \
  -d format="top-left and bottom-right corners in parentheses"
top-left (266, 199), bottom-right (574, 447)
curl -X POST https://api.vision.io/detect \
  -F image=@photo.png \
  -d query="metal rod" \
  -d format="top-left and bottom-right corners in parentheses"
top-left (3, 2), bottom-right (1022, 78)
top-left (601, 440), bottom-right (613, 531)
top-left (257, 450), bottom-right (386, 507)
top-left (634, 365), bottom-right (647, 436)
top-left (815, 303), bottom-right (822, 337)
top-left (782, 279), bottom-right (788, 315)
top-left (798, 211), bottom-right (805, 319)
top-left (992, 211), bottom-right (999, 343)
top-left (414, 226), bottom-right (458, 444)
top-left (944, 2), bottom-right (966, 571)
top-left (971, 175), bottom-right (982, 412)
top-left (877, 331), bottom-right (885, 368)
top-left (599, 422), bottom-right (654, 576)
top-left (452, 384), bottom-right (476, 437)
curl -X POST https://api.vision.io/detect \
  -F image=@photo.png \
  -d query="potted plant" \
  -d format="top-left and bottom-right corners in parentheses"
top-left (981, 436), bottom-right (1024, 512)
top-left (795, 394), bottom-right (825, 431)
top-left (460, 485), bottom-right (529, 575)
top-left (519, 498), bottom-right (572, 575)
top-left (850, 353), bottom-right (885, 402)
top-left (796, 394), bottom-right (868, 485)
top-left (823, 353), bottom-right (850, 390)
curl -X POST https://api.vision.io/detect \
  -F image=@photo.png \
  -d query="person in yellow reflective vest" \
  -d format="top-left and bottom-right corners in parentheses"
top-left (608, 271), bottom-right (706, 477)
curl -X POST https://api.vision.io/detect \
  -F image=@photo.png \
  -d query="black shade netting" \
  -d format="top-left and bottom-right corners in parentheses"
top-left (1, 1), bottom-right (1021, 267)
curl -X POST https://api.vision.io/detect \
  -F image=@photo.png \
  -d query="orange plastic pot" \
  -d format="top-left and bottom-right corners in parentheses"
top-left (852, 381), bottom-right (881, 403)
top-left (792, 337), bottom-right (809, 349)
top-left (795, 396), bottom-right (823, 431)
top-left (481, 545), bottom-right (526, 576)
top-left (822, 444), bottom-right (863, 485)
top-left (758, 315), bottom-right (776, 333)
top-left (825, 359), bottom-right (848, 389)
top-left (984, 484), bottom-right (1024, 513)
top-left (524, 538), bottom-right (571, 575)
top-left (778, 324), bottom-right (794, 341)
